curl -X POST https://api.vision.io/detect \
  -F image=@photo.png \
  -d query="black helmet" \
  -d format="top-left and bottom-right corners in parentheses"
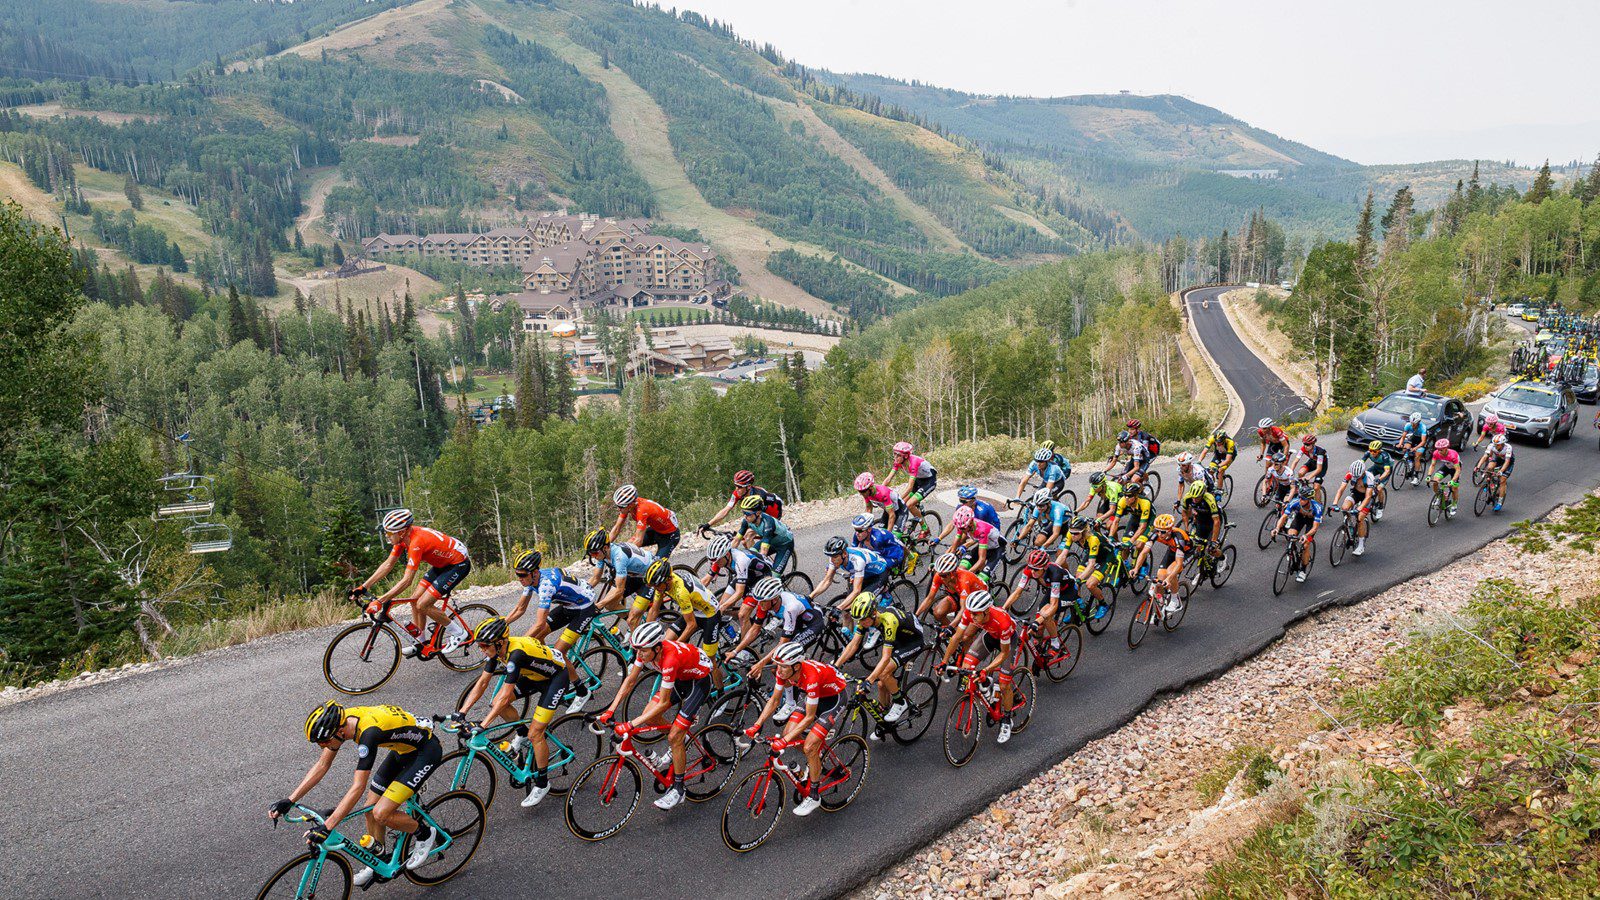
top-left (473, 616), bottom-right (509, 644)
top-left (583, 528), bottom-right (608, 555)
top-left (824, 536), bottom-right (847, 556)
top-left (1069, 516), bottom-right (1090, 532)
top-left (1089, 472), bottom-right (1106, 487)
top-left (514, 549), bottom-right (541, 574)
top-left (304, 700), bottom-right (346, 743)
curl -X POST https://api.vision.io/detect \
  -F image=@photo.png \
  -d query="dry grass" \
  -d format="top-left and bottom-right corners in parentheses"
top-left (14, 103), bottom-right (161, 125)
top-left (0, 161), bottom-right (59, 224)
top-left (159, 593), bottom-right (354, 659)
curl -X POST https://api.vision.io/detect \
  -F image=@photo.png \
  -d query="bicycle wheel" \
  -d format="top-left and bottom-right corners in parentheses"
top-left (705, 687), bottom-right (752, 731)
top-left (887, 577), bottom-right (919, 612)
top-left (1042, 625), bottom-right (1083, 683)
top-left (437, 603), bottom-right (497, 672)
top-left (891, 676), bottom-right (939, 744)
top-left (323, 623), bottom-right (401, 696)
top-left (1163, 588), bottom-right (1187, 632)
top-left (579, 645), bottom-right (629, 704)
top-left (546, 713), bottom-right (604, 796)
top-left (1010, 669), bottom-right (1039, 733)
top-left (1084, 584), bottom-right (1116, 636)
top-left (1007, 569), bottom-right (1040, 617)
top-left (721, 768), bottom-right (784, 852)
top-left (1427, 491), bottom-right (1443, 527)
top-left (256, 851), bottom-right (353, 900)
top-left (564, 755), bottom-right (641, 841)
top-left (942, 695), bottom-right (981, 767)
top-left (1253, 474), bottom-right (1270, 507)
top-left (1058, 489), bottom-right (1078, 512)
top-left (919, 509), bottom-right (943, 538)
top-left (404, 790), bottom-right (487, 887)
top-left (1145, 471), bottom-right (1163, 501)
top-left (1257, 512), bottom-right (1277, 550)
top-left (1470, 465), bottom-right (1485, 486)
top-left (819, 733), bottom-right (870, 811)
top-left (1474, 484), bottom-right (1492, 517)
top-left (1329, 525), bottom-right (1350, 567)
top-left (1002, 521), bottom-right (1027, 565)
top-left (1218, 474), bottom-right (1234, 507)
top-left (782, 570), bottom-right (813, 595)
top-left (1272, 550), bottom-right (1292, 596)
top-left (1127, 595), bottom-right (1155, 649)
top-left (685, 722), bottom-right (742, 802)
top-left (1210, 545), bottom-right (1237, 589)
top-left (438, 748), bottom-right (498, 808)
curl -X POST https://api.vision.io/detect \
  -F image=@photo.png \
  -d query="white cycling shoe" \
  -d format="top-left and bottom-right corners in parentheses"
top-left (521, 783), bottom-right (550, 808)
top-left (404, 829), bottom-right (438, 870)
top-left (353, 867), bottom-right (376, 888)
top-left (793, 795), bottom-right (822, 817)
top-left (883, 700), bottom-right (907, 723)
top-left (439, 623), bottom-right (469, 654)
top-left (997, 720), bottom-right (1014, 744)
top-left (655, 786), bottom-right (685, 810)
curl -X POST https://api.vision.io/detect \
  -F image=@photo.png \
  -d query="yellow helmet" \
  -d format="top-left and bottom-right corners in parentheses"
top-left (304, 700), bottom-right (346, 742)
top-left (1153, 513), bottom-right (1176, 530)
top-left (848, 592), bottom-right (876, 620)
top-left (473, 616), bottom-right (509, 644)
top-left (1183, 481), bottom-right (1207, 501)
top-left (1367, 440), bottom-right (1383, 452)
top-left (738, 493), bottom-right (764, 512)
top-left (645, 558), bottom-right (673, 585)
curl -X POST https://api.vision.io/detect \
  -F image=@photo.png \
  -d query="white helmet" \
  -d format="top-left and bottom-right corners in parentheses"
top-left (1175, 451), bottom-right (1195, 466)
top-left (1348, 460), bottom-right (1366, 478)
top-left (706, 535), bottom-right (732, 560)
top-left (1492, 432), bottom-right (1507, 447)
top-left (1257, 417), bottom-right (1274, 429)
top-left (380, 508), bottom-right (414, 532)
top-left (933, 553), bottom-right (960, 574)
top-left (1409, 413), bottom-right (1422, 425)
top-left (630, 621), bottom-right (665, 649)
top-left (612, 483), bottom-right (638, 507)
top-left (1032, 487), bottom-right (1053, 506)
top-left (750, 576), bottom-right (782, 602)
top-left (773, 642), bottom-right (806, 666)
top-left (964, 590), bottom-right (993, 613)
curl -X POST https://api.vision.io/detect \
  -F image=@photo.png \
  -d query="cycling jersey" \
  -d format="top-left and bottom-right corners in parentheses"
top-left (834, 546), bottom-right (888, 580)
top-left (961, 519), bottom-right (1001, 550)
top-left (632, 639), bottom-right (712, 689)
top-left (1432, 448), bottom-right (1461, 468)
top-left (854, 526), bottom-right (905, 568)
top-left (1151, 527), bottom-right (1193, 553)
top-left (655, 572), bottom-right (719, 618)
top-left (1184, 489), bottom-right (1220, 518)
top-left (1265, 463), bottom-right (1295, 486)
top-left (958, 606), bottom-right (1016, 642)
top-left (486, 636), bottom-right (566, 682)
top-left (1079, 530), bottom-right (1117, 565)
top-left (1093, 479), bottom-right (1125, 507)
top-left (1177, 465), bottom-right (1213, 491)
top-left (864, 607), bottom-right (921, 648)
top-left (1399, 423), bottom-right (1428, 446)
top-left (389, 526), bottom-right (468, 569)
top-left (1362, 452), bottom-right (1392, 476)
top-left (1020, 563), bottom-right (1077, 603)
top-left (1115, 493), bottom-right (1154, 526)
top-left (628, 498), bottom-right (679, 535)
top-left (1343, 470), bottom-right (1376, 497)
top-left (724, 546), bottom-right (773, 586)
top-left (1284, 497), bottom-right (1325, 523)
top-left (729, 485), bottom-right (783, 517)
top-left (1486, 444), bottom-right (1515, 463)
top-left (1299, 446), bottom-right (1329, 474)
top-left (756, 590), bottom-right (816, 637)
top-left (1028, 499), bottom-right (1072, 530)
top-left (346, 705), bottom-right (433, 764)
top-left (968, 499), bottom-right (1003, 530)
top-left (931, 567), bottom-right (987, 602)
top-left (1027, 460), bottom-right (1066, 485)
top-left (1119, 441), bottom-right (1150, 465)
top-left (1206, 435), bottom-right (1237, 458)
top-left (778, 659), bottom-right (848, 701)
top-left (1477, 420), bottom-right (1508, 438)
top-left (526, 567), bottom-right (597, 611)
top-left (1257, 425), bottom-right (1287, 447)
top-left (607, 542), bottom-right (656, 580)
top-left (891, 454), bottom-right (936, 480)
top-left (739, 511), bottom-right (793, 549)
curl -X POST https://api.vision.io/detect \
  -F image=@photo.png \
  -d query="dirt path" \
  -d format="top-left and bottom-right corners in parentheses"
top-left (0, 162), bottom-right (61, 224)
top-left (293, 167), bottom-right (343, 246)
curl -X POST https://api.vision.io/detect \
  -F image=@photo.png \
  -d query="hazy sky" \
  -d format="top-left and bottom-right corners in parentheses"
top-left (675, 0), bottom-right (1600, 167)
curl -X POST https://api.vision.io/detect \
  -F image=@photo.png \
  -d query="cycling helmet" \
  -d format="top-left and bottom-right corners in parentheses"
top-left (733, 469), bottom-right (755, 487)
top-left (630, 621), bottom-right (666, 650)
top-left (1367, 440), bottom-right (1383, 452)
top-left (1024, 548), bottom-right (1050, 570)
top-left (957, 485), bottom-right (979, 501)
top-left (963, 590), bottom-right (993, 613)
top-left (1270, 451), bottom-right (1287, 464)
top-left (751, 576), bottom-right (783, 602)
top-left (473, 616), bottom-right (508, 645)
top-left (1033, 447), bottom-right (1052, 463)
top-left (1069, 516), bottom-right (1090, 533)
top-left (824, 536), bottom-right (848, 556)
top-left (305, 700), bottom-right (346, 743)
top-left (850, 513), bottom-right (874, 530)
top-left (1409, 413), bottom-right (1422, 424)
top-left (583, 528), bottom-right (609, 555)
top-left (1483, 413), bottom-right (1499, 425)
top-left (892, 441), bottom-right (913, 455)
top-left (1127, 419), bottom-right (1142, 430)
top-left (612, 484), bottom-right (638, 507)
top-left (1257, 417), bottom-right (1274, 430)
top-left (1116, 430), bottom-right (1131, 443)
top-left (1492, 433), bottom-right (1508, 447)
top-left (706, 535), bottom-right (733, 560)
top-left (1153, 513), bottom-right (1176, 530)
top-left (773, 642), bottom-right (807, 666)
top-left (1032, 487), bottom-right (1053, 506)
top-left (1175, 451), bottom-right (1195, 466)
top-left (952, 507), bottom-right (974, 529)
top-left (1183, 481), bottom-right (1207, 501)
top-left (738, 494), bottom-right (764, 512)
top-left (645, 558), bottom-right (673, 585)
top-left (848, 592), bottom-right (876, 620)
top-left (1301, 434), bottom-right (1317, 446)
top-left (1213, 428), bottom-right (1229, 441)
top-left (1089, 472), bottom-right (1106, 487)
top-left (514, 549), bottom-right (541, 574)
top-left (381, 508), bottom-right (413, 532)
top-left (1041, 440), bottom-right (1057, 452)
top-left (854, 472), bottom-right (875, 492)
top-left (1297, 483), bottom-right (1315, 500)
top-left (1348, 460), bottom-right (1366, 477)
top-left (933, 552), bottom-right (959, 574)
top-left (1434, 437), bottom-right (1450, 449)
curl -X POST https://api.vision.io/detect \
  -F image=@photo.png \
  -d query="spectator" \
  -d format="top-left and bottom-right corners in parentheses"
top-left (1406, 367), bottom-right (1427, 395)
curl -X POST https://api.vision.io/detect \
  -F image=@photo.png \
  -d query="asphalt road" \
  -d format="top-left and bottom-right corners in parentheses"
top-left (1185, 285), bottom-right (1308, 438)
top-left (6, 289), bottom-right (1600, 899)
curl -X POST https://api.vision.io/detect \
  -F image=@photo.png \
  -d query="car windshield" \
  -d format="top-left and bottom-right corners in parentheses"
top-left (1585, 364), bottom-right (1598, 381)
top-left (1499, 385), bottom-right (1560, 408)
top-left (1374, 395), bottom-right (1439, 418)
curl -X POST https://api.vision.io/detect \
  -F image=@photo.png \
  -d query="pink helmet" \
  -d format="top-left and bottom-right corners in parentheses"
top-left (952, 507), bottom-right (974, 529)
top-left (1434, 437), bottom-right (1450, 449)
top-left (853, 472), bottom-right (875, 491)
top-left (892, 441), bottom-right (913, 454)
top-left (1483, 413), bottom-right (1499, 425)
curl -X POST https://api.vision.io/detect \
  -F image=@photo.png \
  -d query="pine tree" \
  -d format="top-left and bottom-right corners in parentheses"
top-left (1465, 161), bottom-right (1483, 211)
top-left (316, 490), bottom-right (374, 584)
top-left (293, 230), bottom-right (304, 254)
top-left (1582, 153), bottom-right (1600, 205)
top-left (331, 242), bottom-right (345, 265)
top-left (1380, 186), bottom-right (1414, 256)
top-left (250, 232), bottom-right (276, 296)
top-left (1353, 191), bottom-right (1376, 271)
top-left (226, 284), bottom-right (249, 345)
top-left (122, 175), bottom-right (143, 210)
top-left (1526, 160), bottom-right (1554, 203)
top-left (311, 244), bottom-right (326, 267)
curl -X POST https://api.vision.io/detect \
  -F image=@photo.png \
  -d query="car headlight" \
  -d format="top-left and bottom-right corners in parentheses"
top-left (1349, 417), bottom-right (1366, 431)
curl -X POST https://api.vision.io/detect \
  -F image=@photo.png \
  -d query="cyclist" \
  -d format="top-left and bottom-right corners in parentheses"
top-left (1296, 433), bottom-right (1329, 494)
top-left (1477, 433), bottom-right (1515, 512)
top-left (1425, 437), bottom-right (1462, 515)
top-left (356, 509), bottom-right (472, 655)
top-left (949, 505), bottom-right (1005, 583)
top-left (582, 529), bottom-right (657, 616)
top-left (450, 617), bottom-right (568, 807)
top-left (1017, 487), bottom-right (1072, 553)
top-left (939, 590), bottom-right (1019, 744)
top-left (1017, 446), bottom-right (1070, 500)
top-left (855, 472), bottom-right (909, 535)
top-left (735, 576), bottom-right (823, 666)
top-left (812, 536), bottom-right (889, 609)
top-left (642, 559), bottom-right (723, 676)
top-left (705, 533), bottom-right (774, 618)
top-left (1205, 428), bottom-right (1238, 481)
top-left (737, 493), bottom-right (796, 573)
top-left (1130, 514), bottom-right (1189, 613)
top-left (1005, 548), bottom-right (1079, 649)
top-left (1330, 460), bottom-right (1376, 557)
top-left (957, 485), bottom-right (1004, 530)
top-left (838, 592), bottom-right (924, 729)
top-left (1105, 429), bottom-right (1151, 493)
top-left (1173, 451), bottom-right (1213, 499)
top-left (1179, 480), bottom-right (1223, 554)
top-left (1077, 470), bottom-right (1125, 519)
top-left (703, 469), bottom-right (784, 529)
top-left (742, 643), bottom-right (849, 817)
top-left (1272, 483), bottom-right (1323, 583)
top-left (597, 623), bottom-right (713, 811)
top-left (1398, 413), bottom-right (1429, 484)
top-left (1360, 441), bottom-right (1392, 520)
top-left (1255, 418), bottom-right (1288, 472)
top-left (1471, 412), bottom-right (1508, 451)
top-left (850, 513), bottom-right (907, 576)
top-left (1066, 516), bottom-right (1120, 608)
top-left (1105, 481), bottom-right (1154, 545)
top-left (607, 484), bottom-right (681, 560)
top-left (1262, 451), bottom-right (1296, 504)
top-left (887, 441), bottom-right (938, 536)
top-left (918, 552), bottom-right (988, 627)
top-left (1127, 418), bottom-right (1160, 461)
top-left (276, 701), bottom-right (442, 887)
top-left (506, 550), bottom-right (599, 712)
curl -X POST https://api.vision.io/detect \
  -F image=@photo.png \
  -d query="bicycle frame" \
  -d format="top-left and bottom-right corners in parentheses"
top-left (280, 799), bottom-right (454, 891)
top-left (736, 737), bottom-right (853, 815)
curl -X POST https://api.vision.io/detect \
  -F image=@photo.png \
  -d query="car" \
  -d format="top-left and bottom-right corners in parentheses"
top-left (1479, 380), bottom-right (1579, 446)
top-left (1346, 390), bottom-right (1473, 451)
top-left (1570, 361), bottom-right (1599, 404)
top-left (1522, 309), bottom-right (1541, 322)
top-left (1507, 303), bottom-right (1526, 316)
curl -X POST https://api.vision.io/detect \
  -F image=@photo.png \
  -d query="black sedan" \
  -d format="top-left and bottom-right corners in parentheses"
top-left (1570, 361), bottom-right (1598, 404)
top-left (1346, 391), bottom-right (1473, 450)
top-left (1479, 380), bottom-right (1579, 447)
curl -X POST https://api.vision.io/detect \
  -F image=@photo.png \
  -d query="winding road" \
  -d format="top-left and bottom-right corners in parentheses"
top-left (5, 286), bottom-right (1599, 899)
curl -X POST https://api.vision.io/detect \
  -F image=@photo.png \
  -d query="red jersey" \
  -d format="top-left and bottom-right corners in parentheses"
top-left (932, 568), bottom-right (987, 602)
top-left (959, 606), bottom-right (1016, 642)
top-left (630, 498), bottom-right (679, 535)
top-left (634, 639), bottom-right (711, 687)
top-left (388, 526), bottom-right (467, 569)
top-left (1257, 425), bottom-right (1287, 445)
top-left (778, 659), bottom-right (847, 701)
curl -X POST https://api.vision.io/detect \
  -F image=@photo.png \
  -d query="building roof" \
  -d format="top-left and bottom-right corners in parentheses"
top-left (513, 290), bottom-right (584, 314)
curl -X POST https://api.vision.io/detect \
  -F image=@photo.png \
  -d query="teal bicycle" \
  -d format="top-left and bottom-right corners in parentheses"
top-left (440, 675), bottom-right (604, 808)
top-left (255, 793), bottom-right (485, 899)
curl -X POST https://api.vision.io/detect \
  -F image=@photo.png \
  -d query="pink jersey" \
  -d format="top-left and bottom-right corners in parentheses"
top-left (1478, 420), bottom-right (1507, 437)
top-left (891, 453), bottom-right (934, 479)
top-left (1431, 448), bottom-right (1460, 467)
top-left (863, 484), bottom-right (897, 508)
top-left (962, 519), bottom-right (1000, 548)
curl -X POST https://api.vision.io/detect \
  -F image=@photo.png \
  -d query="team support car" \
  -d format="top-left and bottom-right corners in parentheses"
top-left (1478, 380), bottom-right (1579, 446)
top-left (1346, 390), bottom-right (1473, 451)
top-left (1572, 361), bottom-right (1599, 404)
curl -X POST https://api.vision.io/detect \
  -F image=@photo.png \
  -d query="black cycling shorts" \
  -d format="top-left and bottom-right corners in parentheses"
top-left (423, 560), bottom-right (471, 599)
top-left (547, 603), bottom-right (598, 636)
top-left (641, 528), bottom-right (680, 558)
top-left (511, 669), bottom-right (572, 710)
top-left (888, 633), bottom-right (926, 667)
top-left (367, 736), bottom-right (443, 803)
top-left (787, 614), bottom-right (824, 650)
top-left (670, 675), bottom-right (711, 726)
top-left (909, 474), bottom-right (938, 501)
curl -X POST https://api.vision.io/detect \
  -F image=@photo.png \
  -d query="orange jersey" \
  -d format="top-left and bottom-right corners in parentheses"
top-left (932, 568), bottom-right (987, 602)
top-left (389, 526), bottom-right (468, 569)
top-left (630, 498), bottom-right (679, 534)
top-left (959, 606), bottom-right (1016, 641)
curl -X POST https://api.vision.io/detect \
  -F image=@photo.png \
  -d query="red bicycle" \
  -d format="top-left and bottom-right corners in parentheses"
top-left (563, 719), bottom-right (742, 841)
top-left (321, 589), bottom-right (496, 695)
top-left (720, 732), bottom-right (870, 852)
top-left (941, 663), bottom-right (1037, 767)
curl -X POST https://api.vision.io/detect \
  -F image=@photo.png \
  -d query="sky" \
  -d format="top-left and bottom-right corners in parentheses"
top-left (674, 0), bottom-right (1600, 167)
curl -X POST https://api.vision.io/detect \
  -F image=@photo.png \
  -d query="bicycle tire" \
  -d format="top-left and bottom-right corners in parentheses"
top-left (1427, 491), bottom-right (1443, 527)
top-left (577, 645), bottom-right (629, 704)
top-left (1041, 624), bottom-right (1082, 682)
top-left (1257, 511), bottom-right (1277, 550)
top-left (437, 603), bottom-right (498, 672)
top-left (942, 695), bottom-right (981, 767)
top-left (1470, 465), bottom-right (1486, 486)
top-left (1002, 520), bottom-right (1028, 565)
top-left (1144, 471), bottom-right (1162, 502)
top-left (887, 577), bottom-right (918, 612)
top-left (1163, 589), bottom-right (1187, 632)
top-left (782, 570), bottom-right (814, 595)
top-left (564, 755), bottom-right (641, 842)
top-left (323, 622), bottom-right (401, 696)
top-left (1127, 596), bottom-right (1154, 649)
top-left (1329, 525), bottom-right (1350, 567)
top-left (891, 676), bottom-right (939, 744)
top-left (618, 676), bottom-right (668, 745)
top-left (919, 509), bottom-right (943, 539)
top-left (546, 712), bottom-right (604, 796)
top-left (404, 790), bottom-right (486, 887)
top-left (255, 850), bottom-right (352, 900)
top-left (721, 768), bottom-right (784, 852)
top-left (1218, 474), bottom-right (1234, 507)
top-left (685, 722), bottom-right (742, 802)
top-left (1084, 582), bottom-right (1116, 635)
top-left (438, 748), bottom-right (499, 808)
top-left (1474, 484), bottom-right (1492, 517)
top-left (1272, 550), bottom-right (1292, 596)
top-left (1211, 545), bottom-right (1237, 588)
top-left (1253, 474), bottom-right (1270, 507)
top-left (819, 733), bottom-right (870, 811)
top-left (1011, 669), bottom-right (1039, 733)
top-left (1007, 569), bottom-right (1040, 617)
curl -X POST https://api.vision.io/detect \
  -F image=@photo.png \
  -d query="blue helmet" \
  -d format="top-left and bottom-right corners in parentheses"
top-left (957, 486), bottom-right (978, 501)
top-left (850, 513), bottom-right (874, 530)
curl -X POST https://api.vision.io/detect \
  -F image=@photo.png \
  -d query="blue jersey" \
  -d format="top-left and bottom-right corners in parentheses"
top-left (854, 526), bottom-right (905, 566)
top-left (1284, 498), bottom-right (1324, 523)
top-left (1029, 500), bottom-right (1072, 529)
top-left (526, 567), bottom-right (597, 610)
top-left (972, 499), bottom-right (1002, 530)
top-left (607, 542), bottom-right (655, 579)
top-left (837, 546), bottom-right (888, 579)
top-left (1027, 460), bottom-right (1066, 485)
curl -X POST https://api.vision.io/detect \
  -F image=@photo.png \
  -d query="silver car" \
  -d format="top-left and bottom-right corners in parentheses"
top-left (1479, 380), bottom-right (1579, 447)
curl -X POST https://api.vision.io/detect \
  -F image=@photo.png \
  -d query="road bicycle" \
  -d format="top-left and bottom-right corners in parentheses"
top-left (435, 681), bottom-right (603, 809)
top-left (1257, 494), bottom-right (1291, 550)
top-left (563, 718), bottom-right (744, 842)
top-left (1205, 461), bottom-right (1235, 507)
top-left (1426, 473), bottom-right (1461, 527)
top-left (1127, 570), bottom-right (1187, 650)
top-left (322, 590), bottom-right (496, 695)
top-left (1474, 470), bottom-right (1508, 517)
top-left (254, 793), bottom-right (485, 899)
top-left (834, 671), bottom-right (940, 744)
top-left (1327, 506), bottom-right (1368, 567)
top-left (616, 651), bottom-right (751, 744)
top-left (1269, 531), bottom-right (1316, 596)
top-left (1183, 525), bottom-right (1237, 593)
top-left (720, 731), bottom-right (870, 852)
top-left (816, 576), bottom-right (920, 658)
top-left (1016, 613), bottom-right (1083, 682)
top-left (941, 663), bottom-right (1038, 767)
top-left (1389, 447), bottom-right (1425, 491)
